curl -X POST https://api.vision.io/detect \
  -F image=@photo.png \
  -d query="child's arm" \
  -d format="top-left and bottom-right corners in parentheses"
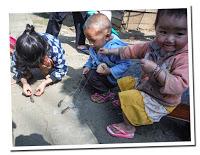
top-left (20, 77), bottom-right (32, 96)
top-left (159, 53), bottom-right (189, 95)
top-left (48, 48), bottom-right (68, 82)
top-left (11, 53), bottom-right (33, 96)
top-left (98, 47), bottom-right (125, 55)
top-left (11, 52), bottom-right (26, 81)
top-left (41, 33), bottom-right (68, 83)
top-left (83, 55), bottom-right (93, 69)
top-left (109, 58), bottom-right (132, 79)
top-left (140, 59), bottom-right (166, 86)
top-left (99, 42), bottom-right (149, 59)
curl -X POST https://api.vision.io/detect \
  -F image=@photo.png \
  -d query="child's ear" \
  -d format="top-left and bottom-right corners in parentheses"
top-left (105, 33), bottom-right (112, 41)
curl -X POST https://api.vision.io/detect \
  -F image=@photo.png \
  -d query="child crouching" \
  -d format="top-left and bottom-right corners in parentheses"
top-left (11, 24), bottom-right (68, 96)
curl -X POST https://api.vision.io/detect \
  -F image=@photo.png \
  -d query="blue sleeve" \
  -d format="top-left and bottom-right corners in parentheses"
top-left (110, 57), bottom-right (132, 79)
top-left (107, 42), bottom-right (132, 79)
top-left (42, 33), bottom-right (68, 82)
top-left (49, 47), bottom-right (68, 82)
top-left (83, 56), bottom-right (93, 68)
top-left (10, 52), bottom-right (26, 81)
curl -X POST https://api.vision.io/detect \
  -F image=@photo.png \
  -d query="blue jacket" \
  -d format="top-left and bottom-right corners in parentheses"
top-left (84, 34), bottom-right (132, 84)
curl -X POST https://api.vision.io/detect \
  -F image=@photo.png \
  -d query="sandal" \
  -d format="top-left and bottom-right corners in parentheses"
top-left (106, 123), bottom-right (135, 139)
top-left (112, 99), bottom-right (121, 107)
top-left (91, 92), bottom-right (116, 103)
top-left (76, 45), bottom-right (89, 55)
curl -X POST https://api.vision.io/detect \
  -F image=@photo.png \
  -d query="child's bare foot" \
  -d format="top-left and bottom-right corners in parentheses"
top-left (106, 122), bottom-right (136, 139)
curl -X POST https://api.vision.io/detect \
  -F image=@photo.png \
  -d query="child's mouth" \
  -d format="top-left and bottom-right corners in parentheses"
top-left (163, 44), bottom-right (176, 51)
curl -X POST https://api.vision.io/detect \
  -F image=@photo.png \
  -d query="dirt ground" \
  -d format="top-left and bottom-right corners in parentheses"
top-left (10, 12), bottom-right (191, 148)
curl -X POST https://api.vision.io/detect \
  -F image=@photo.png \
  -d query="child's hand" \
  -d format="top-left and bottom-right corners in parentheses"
top-left (98, 48), bottom-right (110, 55)
top-left (82, 67), bottom-right (90, 75)
top-left (22, 83), bottom-right (32, 96)
top-left (34, 81), bottom-right (47, 96)
top-left (96, 63), bottom-right (110, 75)
top-left (140, 59), bottom-right (157, 74)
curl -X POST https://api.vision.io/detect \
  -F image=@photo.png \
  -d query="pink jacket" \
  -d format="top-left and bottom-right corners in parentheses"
top-left (120, 40), bottom-right (189, 106)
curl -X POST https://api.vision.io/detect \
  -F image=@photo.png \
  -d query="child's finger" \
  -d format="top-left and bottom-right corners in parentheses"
top-left (140, 59), bottom-right (146, 64)
top-left (98, 48), bottom-right (103, 53)
top-left (34, 88), bottom-right (40, 96)
top-left (23, 90), bottom-right (32, 97)
top-left (34, 89), bottom-right (43, 96)
top-left (34, 91), bottom-right (41, 96)
top-left (98, 48), bottom-right (108, 54)
top-left (82, 70), bottom-right (88, 75)
top-left (101, 64), bottom-right (107, 69)
top-left (27, 89), bottom-right (32, 95)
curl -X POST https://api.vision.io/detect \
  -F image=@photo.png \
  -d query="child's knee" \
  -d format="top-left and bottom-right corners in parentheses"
top-left (117, 76), bottom-right (136, 91)
top-left (119, 89), bottom-right (143, 106)
top-left (119, 90), bottom-right (153, 126)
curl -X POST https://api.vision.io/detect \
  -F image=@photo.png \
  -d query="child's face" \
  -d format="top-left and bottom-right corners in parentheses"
top-left (84, 28), bottom-right (110, 51)
top-left (155, 14), bottom-right (188, 52)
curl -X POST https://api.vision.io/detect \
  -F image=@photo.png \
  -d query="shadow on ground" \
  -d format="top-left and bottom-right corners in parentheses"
top-left (58, 35), bottom-right (76, 50)
top-left (15, 134), bottom-right (51, 146)
top-left (60, 62), bottom-right (191, 144)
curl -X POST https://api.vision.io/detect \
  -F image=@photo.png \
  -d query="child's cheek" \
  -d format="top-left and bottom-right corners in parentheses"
top-left (156, 36), bottom-right (165, 47)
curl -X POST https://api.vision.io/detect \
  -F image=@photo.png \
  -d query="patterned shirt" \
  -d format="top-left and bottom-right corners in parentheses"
top-left (11, 33), bottom-right (68, 82)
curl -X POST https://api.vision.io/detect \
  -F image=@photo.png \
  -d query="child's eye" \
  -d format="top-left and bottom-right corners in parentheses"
top-left (176, 32), bottom-right (185, 36)
top-left (89, 39), bottom-right (95, 44)
top-left (159, 30), bottom-right (167, 34)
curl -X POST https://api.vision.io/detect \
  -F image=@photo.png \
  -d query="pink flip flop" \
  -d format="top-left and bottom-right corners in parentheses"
top-left (106, 123), bottom-right (135, 139)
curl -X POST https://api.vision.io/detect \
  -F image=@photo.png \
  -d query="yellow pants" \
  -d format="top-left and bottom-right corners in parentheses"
top-left (117, 76), bottom-right (176, 126)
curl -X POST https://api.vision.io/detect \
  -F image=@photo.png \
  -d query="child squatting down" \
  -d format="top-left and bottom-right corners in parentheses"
top-left (99, 9), bottom-right (189, 139)
top-left (82, 13), bottom-right (132, 103)
top-left (11, 24), bottom-right (68, 96)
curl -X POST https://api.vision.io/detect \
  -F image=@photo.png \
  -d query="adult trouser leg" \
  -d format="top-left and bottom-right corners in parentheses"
top-left (46, 12), bottom-right (67, 37)
top-left (72, 12), bottom-right (87, 46)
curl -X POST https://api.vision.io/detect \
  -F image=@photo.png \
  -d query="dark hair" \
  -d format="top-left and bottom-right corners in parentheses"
top-left (15, 24), bottom-right (49, 67)
top-left (154, 9), bottom-right (187, 28)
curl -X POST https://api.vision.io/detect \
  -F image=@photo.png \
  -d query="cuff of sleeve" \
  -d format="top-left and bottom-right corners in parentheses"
top-left (50, 74), bottom-right (59, 82)
top-left (110, 68), bottom-right (118, 79)
top-left (83, 65), bottom-right (91, 69)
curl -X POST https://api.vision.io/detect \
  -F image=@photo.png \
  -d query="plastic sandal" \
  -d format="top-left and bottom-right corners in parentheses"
top-left (91, 92), bottom-right (116, 103)
top-left (112, 99), bottom-right (121, 107)
top-left (76, 45), bottom-right (90, 55)
top-left (106, 123), bottom-right (135, 139)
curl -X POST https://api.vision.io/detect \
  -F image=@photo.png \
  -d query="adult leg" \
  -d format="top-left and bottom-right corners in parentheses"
top-left (46, 12), bottom-right (67, 37)
top-left (72, 12), bottom-right (87, 47)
